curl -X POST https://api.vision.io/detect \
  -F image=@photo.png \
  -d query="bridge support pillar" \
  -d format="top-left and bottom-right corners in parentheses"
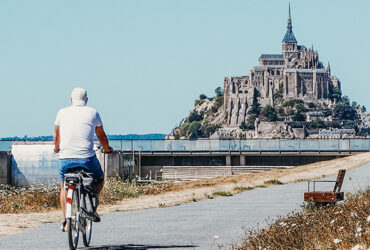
top-left (226, 155), bottom-right (231, 166)
top-left (240, 155), bottom-right (246, 166)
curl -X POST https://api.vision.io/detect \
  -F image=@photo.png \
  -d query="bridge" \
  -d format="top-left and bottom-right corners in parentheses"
top-left (108, 138), bottom-right (370, 155)
top-left (0, 139), bottom-right (369, 185)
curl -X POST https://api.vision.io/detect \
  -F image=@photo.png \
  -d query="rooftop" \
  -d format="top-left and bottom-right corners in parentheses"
top-left (260, 54), bottom-right (284, 60)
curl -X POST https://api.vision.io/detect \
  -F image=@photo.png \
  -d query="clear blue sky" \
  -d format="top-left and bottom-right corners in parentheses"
top-left (0, 0), bottom-right (369, 137)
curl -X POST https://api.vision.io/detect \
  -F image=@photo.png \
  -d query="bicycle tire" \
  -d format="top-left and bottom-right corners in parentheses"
top-left (67, 189), bottom-right (79, 250)
top-left (82, 218), bottom-right (92, 247)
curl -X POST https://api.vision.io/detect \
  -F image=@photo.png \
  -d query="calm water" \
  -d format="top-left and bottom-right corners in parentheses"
top-left (0, 141), bottom-right (12, 151)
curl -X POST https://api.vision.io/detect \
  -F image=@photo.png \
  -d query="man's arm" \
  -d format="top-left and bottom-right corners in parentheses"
top-left (54, 125), bottom-right (60, 153)
top-left (95, 125), bottom-right (113, 153)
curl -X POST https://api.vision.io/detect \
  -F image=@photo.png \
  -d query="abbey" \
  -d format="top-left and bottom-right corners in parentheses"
top-left (224, 5), bottom-right (341, 127)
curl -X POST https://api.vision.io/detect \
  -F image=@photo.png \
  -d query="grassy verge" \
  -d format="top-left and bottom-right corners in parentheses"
top-left (0, 178), bottom-right (175, 213)
top-left (239, 187), bottom-right (370, 249)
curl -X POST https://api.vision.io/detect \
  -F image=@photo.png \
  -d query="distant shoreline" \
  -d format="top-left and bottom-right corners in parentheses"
top-left (0, 133), bottom-right (167, 141)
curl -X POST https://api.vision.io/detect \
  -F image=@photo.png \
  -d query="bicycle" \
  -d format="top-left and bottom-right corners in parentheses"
top-left (64, 167), bottom-right (96, 250)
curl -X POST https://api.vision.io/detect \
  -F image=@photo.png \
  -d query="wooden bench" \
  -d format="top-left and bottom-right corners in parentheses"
top-left (304, 169), bottom-right (346, 204)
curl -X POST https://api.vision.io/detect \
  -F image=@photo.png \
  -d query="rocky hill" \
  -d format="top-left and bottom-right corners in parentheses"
top-left (172, 87), bottom-right (368, 139)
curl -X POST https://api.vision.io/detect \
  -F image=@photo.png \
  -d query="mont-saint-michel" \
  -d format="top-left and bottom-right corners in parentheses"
top-left (173, 6), bottom-right (369, 140)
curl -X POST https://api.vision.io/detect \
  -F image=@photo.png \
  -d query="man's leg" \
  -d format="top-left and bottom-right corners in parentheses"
top-left (60, 182), bottom-right (65, 217)
top-left (97, 178), bottom-right (104, 195)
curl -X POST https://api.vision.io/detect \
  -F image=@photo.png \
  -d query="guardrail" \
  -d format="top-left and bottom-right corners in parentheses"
top-left (1, 139), bottom-right (369, 153)
top-left (107, 139), bottom-right (370, 153)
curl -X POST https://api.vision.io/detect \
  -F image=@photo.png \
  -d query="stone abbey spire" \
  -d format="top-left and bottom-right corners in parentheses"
top-left (282, 3), bottom-right (297, 43)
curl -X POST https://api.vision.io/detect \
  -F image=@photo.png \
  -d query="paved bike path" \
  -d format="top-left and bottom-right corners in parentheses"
top-left (1, 163), bottom-right (369, 249)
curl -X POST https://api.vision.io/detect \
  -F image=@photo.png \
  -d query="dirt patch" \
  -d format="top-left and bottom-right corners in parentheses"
top-left (1, 152), bottom-right (369, 236)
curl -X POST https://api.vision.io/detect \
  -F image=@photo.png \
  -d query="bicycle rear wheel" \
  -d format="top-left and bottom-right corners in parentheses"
top-left (82, 218), bottom-right (92, 247)
top-left (67, 189), bottom-right (79, 250)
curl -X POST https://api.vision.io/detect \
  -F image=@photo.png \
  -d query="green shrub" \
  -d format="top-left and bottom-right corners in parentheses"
top-left (240, 121), bottom-right (248, 130)
top-left (215, 87), bottom-right (223, 97)
top-left (283, 99), bottom-right (303, 107)
top-left (308, 119), bottom-right (326, 129)
top-left (262, 105), bottom-right (277, 121)
top-left (202, 123), bottom-right (219, 137)
top-left (213, 191), bottom-right (233, 197)
top-left (264, 179), bottom-right (284, 185)
top-left (293, 111), bottom-right (306, 121)
top-left (199, 94), bottom-right (207, 100)
top-left (188, 112), bottom-right (203, 123)
top-left (308, 102), bottom-right (316, 108)
top-left (328, 86), bottom-right (342, 101)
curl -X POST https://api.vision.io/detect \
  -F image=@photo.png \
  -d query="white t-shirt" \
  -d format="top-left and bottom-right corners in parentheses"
top-left (55, 105), bottom-right (102, 159)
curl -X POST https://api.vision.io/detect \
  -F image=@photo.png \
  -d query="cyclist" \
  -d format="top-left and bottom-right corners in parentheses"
top-left (54, 87), bottom-right (112, 230)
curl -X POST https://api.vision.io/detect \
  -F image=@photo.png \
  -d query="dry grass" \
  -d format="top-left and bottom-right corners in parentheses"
top-left (0, 178), bottom-right (177, 213)
top-left (0, 171), bottom-right (279, 213)
top-left (0, 184), bottom-right (60, 213)
top-left (239, 187), bottom-right (370, 249)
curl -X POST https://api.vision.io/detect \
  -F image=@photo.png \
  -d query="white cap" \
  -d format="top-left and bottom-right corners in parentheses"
top-left (71, 88), bottom-right (88, 106)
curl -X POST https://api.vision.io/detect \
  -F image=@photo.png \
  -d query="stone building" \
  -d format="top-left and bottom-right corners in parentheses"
top-left (224, 5), bottom-right (341, 127)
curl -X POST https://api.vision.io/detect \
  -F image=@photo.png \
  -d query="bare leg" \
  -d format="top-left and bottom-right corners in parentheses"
top-left (97, 179), bottom-right (104, 195)
top-left (60, 182), bottom-right (65, 217)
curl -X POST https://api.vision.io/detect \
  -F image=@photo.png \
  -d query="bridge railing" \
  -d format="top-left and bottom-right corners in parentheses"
top-left (108, 139), bottom-right (370, 153)
top-left (1, 139), bottom-right (369, 153)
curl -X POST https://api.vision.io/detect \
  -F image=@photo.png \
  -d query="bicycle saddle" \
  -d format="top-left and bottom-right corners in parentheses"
top-left (66, 166), bottom-right (89, 173)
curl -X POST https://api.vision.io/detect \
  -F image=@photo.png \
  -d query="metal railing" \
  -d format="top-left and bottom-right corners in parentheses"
top-left (1, 139), bottom-right (369, 153)
top-left (107, 139), bottom-right (370, 153)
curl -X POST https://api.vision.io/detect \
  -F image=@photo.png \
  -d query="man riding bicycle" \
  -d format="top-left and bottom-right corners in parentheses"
top-left (54, 87), bottom-right (112, 230)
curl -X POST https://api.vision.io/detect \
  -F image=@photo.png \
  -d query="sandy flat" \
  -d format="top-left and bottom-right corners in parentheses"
top-left (0, 152), bottom-right (369, 237)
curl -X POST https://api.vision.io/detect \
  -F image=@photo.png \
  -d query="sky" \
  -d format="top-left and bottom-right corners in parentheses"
top-left (0, 0), bottom-right (369, 137)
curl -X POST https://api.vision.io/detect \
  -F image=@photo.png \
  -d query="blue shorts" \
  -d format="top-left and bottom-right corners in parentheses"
top-left (59, 155), bottom-right (104, 182)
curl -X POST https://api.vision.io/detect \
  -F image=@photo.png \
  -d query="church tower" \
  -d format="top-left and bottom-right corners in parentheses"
top-left (282, 3), bottom-right (298, 62)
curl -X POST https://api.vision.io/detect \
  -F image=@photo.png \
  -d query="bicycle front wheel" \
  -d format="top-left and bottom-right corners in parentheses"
top-left (82, 218), bottom-right (92, 247)
top-left (67, 189), bottom-right (79, 250)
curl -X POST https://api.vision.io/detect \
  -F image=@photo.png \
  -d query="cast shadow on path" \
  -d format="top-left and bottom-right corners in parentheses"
top-left (81, 244), bottom-right (198, 250)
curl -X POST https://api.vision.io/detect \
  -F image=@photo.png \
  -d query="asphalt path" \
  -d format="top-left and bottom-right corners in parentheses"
top-left (1, 163), bottom-right (369, 250)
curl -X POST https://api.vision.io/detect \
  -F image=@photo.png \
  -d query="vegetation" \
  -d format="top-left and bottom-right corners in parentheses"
top-left (273, 83), bottom-right (284, 102)
top-left (264, 179), bottom-right (284, 185)
top-left (213, 191), bottom-right (233, 197)
top-left (283, 99), bottom-right (303, 108)
top-left (201, 123), bottom-right (220, 137)
top-left (188, 112), bottom-right (203, 123)
top-left (308, 119), bottom-right (326, 129)
top-left (239, 187), bottom-right (370, 249)
top-left (233, 186), bottom-right (254, 192)
top-left (239, 121), bottom-right (248, 130)
top-left (199, 94), bottom-right (207, 100)
top-left (0, 179), bottom-right (174, 213)
top-left (242, 89), bottom-right (261, 130)
top-left (334, 96), bottom-right (358, 120)
top-left (308, 102), bottom-right (316, 108)
top-left (261, 105), bottom-right (277, 121)
top-left (332, 96), bottom-right (361, 131)
top-left (292, 111), bottom-right (306, 121)
top-left (329, 86), bottom-right (342, 102)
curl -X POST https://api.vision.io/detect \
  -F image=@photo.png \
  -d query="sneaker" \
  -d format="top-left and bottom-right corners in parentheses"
top-left (60, 219), bottom-right (67, 232)
top-left (92, 212), bottom-right (101, 223)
